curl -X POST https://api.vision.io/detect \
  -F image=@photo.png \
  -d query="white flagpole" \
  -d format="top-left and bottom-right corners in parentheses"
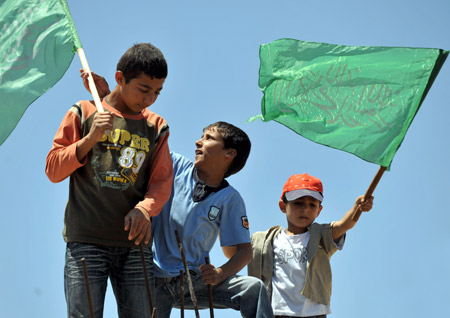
top-left (76, 47), bottom-right (105, 113)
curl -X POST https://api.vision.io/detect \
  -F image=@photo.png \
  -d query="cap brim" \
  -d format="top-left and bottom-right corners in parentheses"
top-left (285, 189), bottom-right (323, 202)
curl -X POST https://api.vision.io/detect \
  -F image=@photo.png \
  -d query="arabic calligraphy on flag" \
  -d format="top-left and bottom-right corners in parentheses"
top-left (256, 39), bottom-right (448, 168)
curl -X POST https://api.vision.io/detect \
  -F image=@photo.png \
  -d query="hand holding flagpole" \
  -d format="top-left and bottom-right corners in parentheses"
top-left (352, 166), bottom-right (386, 222)
top-left (77, 48), bottom-right (104, 113)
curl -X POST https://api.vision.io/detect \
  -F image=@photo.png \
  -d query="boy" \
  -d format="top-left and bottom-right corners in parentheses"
top-left (151, 121), bottom-right (273, 318)
top-left (248, 173), bottom-right (373, 317)
top-left (45, 43), bottom-right (173, 318)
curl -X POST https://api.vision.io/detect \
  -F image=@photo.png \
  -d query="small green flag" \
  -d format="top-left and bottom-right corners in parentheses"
top-left (0, 0), bottom-right (82, 145)
top-left (254, 39), bottom-right (448, 168)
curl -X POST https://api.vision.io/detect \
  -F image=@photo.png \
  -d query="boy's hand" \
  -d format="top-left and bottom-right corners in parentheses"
top-left (80, 69), bottom-right (111, 98)
top-left (356, 195), bottom-right (374, 213)
top-left (199, 263), bottom-right (225, 286)
top-left (332, 195), bottom-right (375, 240)
top-left (88, 112), bottom-right (114, 142)
top-left (124, 207), bottom-right (152, 245)
top-left (75, 112), bottom-right (114, 162)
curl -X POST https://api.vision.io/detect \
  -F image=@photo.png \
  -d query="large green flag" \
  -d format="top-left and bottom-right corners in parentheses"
top-left (255, 39), bottom-right (448, 168)
top-left (0, 0), bottom-right (82, 145)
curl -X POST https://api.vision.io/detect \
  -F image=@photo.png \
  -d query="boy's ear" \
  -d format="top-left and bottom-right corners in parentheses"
top-left (279, 200), bottom-right (287, 214)
top-left (317, 205), bottom-right (323, 217)
top-left (225, 148), bottom-right (236, 160)
top-left (115, 71), bottom-right (125, 86)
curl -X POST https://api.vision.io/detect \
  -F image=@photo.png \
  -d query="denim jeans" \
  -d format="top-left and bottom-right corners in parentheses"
top-left (275, 315), bottom-right (327, 318)
top-left (64, 242), bottom-right (153, 318)
top-left (153, 268), bottom-right (273, 318)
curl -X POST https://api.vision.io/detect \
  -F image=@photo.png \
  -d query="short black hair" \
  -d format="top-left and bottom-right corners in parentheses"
top-left (117, 43), bottom-right (167, 82)
top-left (204, 121), bottom-right (251, 178)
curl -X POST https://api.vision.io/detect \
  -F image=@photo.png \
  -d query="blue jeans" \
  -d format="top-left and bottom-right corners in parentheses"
top-left (275, 315), bottom-right (327, 318)
top-left (153, 268), bottom-right (274, 318)
top-left (64, 242), bottom-right (153, 318)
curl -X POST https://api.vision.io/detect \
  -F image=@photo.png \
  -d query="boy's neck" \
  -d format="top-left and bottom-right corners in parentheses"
top-left (105, 88), bottom-right (138, 115)
top-left (196, 168), bottom-right (225, 188)
top-left (286, 227), bottom-right (308, 236)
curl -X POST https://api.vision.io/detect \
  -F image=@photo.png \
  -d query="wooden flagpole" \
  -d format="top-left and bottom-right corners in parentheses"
top-left (77, 48), bottom-right (104, 113)
top-left (352, 166), bottom-right (386, 222)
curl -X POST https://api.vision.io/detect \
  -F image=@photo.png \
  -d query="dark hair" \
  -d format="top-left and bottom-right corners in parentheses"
top-left (116, 43), bottom-right (167, 82)
top-left (204, 121), bottom-right (251, 178)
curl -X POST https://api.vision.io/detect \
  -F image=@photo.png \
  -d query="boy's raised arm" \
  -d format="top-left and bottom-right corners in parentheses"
top-left (331, 195), bottom-right (374, 240)
top-left (80, 70), bottom-right (111, 98)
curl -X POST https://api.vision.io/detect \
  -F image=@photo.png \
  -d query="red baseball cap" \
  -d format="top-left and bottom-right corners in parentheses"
top-left (281, 173), bottom-right (324, 202)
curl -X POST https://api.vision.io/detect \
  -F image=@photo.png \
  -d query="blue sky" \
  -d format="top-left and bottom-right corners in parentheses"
top-left (1, 0), bottom-right (449, 317)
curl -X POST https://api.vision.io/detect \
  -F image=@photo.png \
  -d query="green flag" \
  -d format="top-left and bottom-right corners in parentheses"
top-left (255, 38), bottom-right (448, 168)
top-left (0, 0), bottom-right (82, 145)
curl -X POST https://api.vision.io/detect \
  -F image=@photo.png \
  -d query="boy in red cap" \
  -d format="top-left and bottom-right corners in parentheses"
top-left (248, 173), bottom-right (373, 317)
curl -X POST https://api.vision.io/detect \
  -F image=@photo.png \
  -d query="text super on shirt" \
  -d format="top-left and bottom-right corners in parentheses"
top-left (45, 99), bottom-right (173, 247)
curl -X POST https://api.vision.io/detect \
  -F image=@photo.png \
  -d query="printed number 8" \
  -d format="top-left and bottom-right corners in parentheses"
top-left (119, 147), bottom-right (136, 169)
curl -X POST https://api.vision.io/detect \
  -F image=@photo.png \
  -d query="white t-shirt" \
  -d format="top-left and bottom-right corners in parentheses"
top-left (271, 229), bottom-right (341, 316)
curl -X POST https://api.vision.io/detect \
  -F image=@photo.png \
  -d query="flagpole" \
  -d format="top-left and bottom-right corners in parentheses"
top-left (352, 166), bottom-right (386, 222)
top-left (76, 48), bottom-right (105, 113)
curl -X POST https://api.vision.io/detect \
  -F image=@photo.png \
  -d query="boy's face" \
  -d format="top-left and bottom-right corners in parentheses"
top-left (279, 196), bottom-right (323, 234)
top-left (194, 128), bottom-right (235, 175)
top-left (116, 71), bottom-right (165, 114)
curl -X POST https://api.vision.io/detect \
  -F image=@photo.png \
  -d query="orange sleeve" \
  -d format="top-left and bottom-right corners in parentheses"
top-left (45, 107), bottom-right (86, 183)
top-left (135, 123), bottom-right (173, 217)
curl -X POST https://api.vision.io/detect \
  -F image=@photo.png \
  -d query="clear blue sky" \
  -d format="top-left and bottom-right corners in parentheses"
top-left (1, 0), bottom-right (449, 317)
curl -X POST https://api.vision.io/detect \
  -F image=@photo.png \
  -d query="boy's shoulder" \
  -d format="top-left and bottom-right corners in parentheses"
top-left (62, 100), bottom-right (97, 125)
top-left (140, 108), bottom-right (168, 127)
top-left (171, 152), bottom-right (193, 173)
top-left (308, 221), bottom-right (333, 232)
top-left (251, 225), bottom-right (283, 244)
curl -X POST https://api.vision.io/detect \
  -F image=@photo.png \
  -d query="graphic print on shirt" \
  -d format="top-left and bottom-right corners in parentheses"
top-left (241, 216), bottom-right (249, 229)
top-left (208, 206), bottom-right (221, 221)
top-left (275, 245), bottom-right (308, 265)
top-left (92, 127), bottom-right (153, 190)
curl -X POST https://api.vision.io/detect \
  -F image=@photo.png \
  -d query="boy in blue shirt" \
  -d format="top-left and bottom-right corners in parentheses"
top-left (152, 121), bottom-right (273, 318)
top-left (248, 173), bottom-right (373, 317)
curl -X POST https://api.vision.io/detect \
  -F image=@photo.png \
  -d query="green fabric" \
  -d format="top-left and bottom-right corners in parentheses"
top-left (255, 39), bottom-right (448, 168)
top-left (0, 0), bottom-right (82, 145)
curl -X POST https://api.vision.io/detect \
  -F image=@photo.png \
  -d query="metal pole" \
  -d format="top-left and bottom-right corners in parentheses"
top-left (205, 256), bottom-right (214, 318)
top-left (81, 258), bottom-right (95, 318)
top-left (174, 230), bottom-right (200, 318)
top-left (180, 270), bottom-right (185, 318)
top-left (139, 244), bottom-right (154, 315)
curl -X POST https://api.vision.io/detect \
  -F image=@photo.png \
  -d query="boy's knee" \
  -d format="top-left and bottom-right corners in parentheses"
top-left (244, 276), bottom-right (266, 293)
